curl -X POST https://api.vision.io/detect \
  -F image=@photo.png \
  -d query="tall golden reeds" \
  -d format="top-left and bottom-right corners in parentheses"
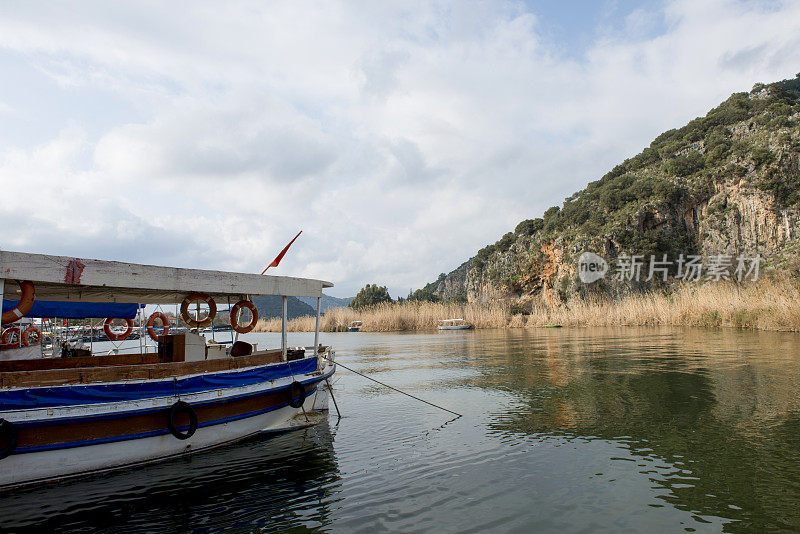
top-left (527, 277), bottom-right (800, 331)
top-left (253, 277), bottom-right (800, 333)
top-left (253, 301), bottom-right (507, 332)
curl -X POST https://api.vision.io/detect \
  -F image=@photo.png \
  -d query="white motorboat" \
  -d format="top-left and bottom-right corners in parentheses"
top-left (437, 319), bottom-right (472, 330)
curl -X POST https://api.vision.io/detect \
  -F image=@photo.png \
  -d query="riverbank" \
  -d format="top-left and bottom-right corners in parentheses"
top-left (254, 301), bottom-right (508, 332)
top-left (253, 277), bottom-right (800, 333)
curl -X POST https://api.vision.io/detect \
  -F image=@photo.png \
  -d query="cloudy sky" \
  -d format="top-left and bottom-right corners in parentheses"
top-left (0, 0), bottom-right (798, 297)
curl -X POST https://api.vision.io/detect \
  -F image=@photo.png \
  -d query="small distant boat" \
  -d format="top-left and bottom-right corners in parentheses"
top-left (438, 319), bottom-right (472, 330)
top-left (348, 321), bottom-right (362, 332)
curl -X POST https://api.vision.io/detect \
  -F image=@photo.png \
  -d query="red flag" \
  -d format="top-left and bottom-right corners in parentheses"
top-left (262, 231), bottom-right (302, 274)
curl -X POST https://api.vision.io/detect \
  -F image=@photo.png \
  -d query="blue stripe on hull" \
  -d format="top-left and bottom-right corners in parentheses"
top-left (13, 384), bottom-right (320, 455)
top-left (0, 357), bottom-right (318, 409)
top-left (12, 371), bottom-right (331, 429)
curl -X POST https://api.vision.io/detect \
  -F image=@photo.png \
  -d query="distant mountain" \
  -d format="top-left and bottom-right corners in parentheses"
top-left (298, 294), bottom-right (353, 312)
top-left (252, 295), bottom-right (316, 320)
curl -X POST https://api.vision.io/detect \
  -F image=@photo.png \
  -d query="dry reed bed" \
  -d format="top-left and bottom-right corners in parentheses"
top-left (527, 278), bottom-right (800, 331)
top-left (254, 301), bottom-right (507, 332)
top-left (254, 278), bottom-right (800, 333)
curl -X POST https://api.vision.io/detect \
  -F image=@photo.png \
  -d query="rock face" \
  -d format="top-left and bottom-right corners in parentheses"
top-left (424, 260), bottom-right (471, 301)
top-left (429, 77), bottom-right (800, 305)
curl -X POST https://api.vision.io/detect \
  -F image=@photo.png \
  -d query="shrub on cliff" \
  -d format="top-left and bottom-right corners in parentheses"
top-left (663, 152), bottom-right (704, 177)
top-left (750, 147), bottom-right (775, 168)
top-left (758, 168), bottom-right (800, 208)
top-left (515, 218), bottom-right (543, 236)
top-left (496, 232), bottom-right (516, 252)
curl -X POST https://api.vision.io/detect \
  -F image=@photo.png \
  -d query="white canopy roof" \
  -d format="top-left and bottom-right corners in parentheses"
top-left (0, 250), bottom-right (333, 304)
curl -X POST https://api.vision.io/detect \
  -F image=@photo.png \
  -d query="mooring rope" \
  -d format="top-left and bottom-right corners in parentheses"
top-left (319, 355), bottom-right (463, 418)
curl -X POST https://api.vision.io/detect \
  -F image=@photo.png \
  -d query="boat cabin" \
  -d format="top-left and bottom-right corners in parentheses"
top-left (0, 250), bottom-right (331, 366)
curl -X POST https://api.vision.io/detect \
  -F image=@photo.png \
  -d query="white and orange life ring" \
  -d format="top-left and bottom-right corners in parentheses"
top-left (21, 326), bottom-right (40, 346)
top-left (180, 293), bottom-right (217, 328)
top-left (103, 318), bottom-right (133, 341)
top-left (230, 300), bottom-right (259, 334)
top-left (1, 327), bottom-right (21, 347)
top-left (1, 281), bottom-right (35, 324)
top-left (146, 312), bottom-right (170, 342)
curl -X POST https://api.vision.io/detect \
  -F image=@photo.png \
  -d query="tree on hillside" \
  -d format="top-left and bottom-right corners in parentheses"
top-left (349, 284), bottom-right (393, 309)
top-left (514, 218), bottom-right (543, 236)
top-left (407, 287), bottom-right (440, 303)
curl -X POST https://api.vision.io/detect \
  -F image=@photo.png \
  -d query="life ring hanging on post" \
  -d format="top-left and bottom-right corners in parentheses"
top-left (21, 326), bottom-right (40, 346)
top-left (146, 312), bottom-right (170, 342)
top-left (1, 327), bottom-right (21, 347)
top-left (180, 293), bottom-right (217, 328)
top-left (103, 318), bottom-right (134, 341)
top-left (230, 300), bottom-right (259, 333)
top-left (1, 281), bottom-right (35, 324)
top-left (166, 401), bottom-right (198, 440)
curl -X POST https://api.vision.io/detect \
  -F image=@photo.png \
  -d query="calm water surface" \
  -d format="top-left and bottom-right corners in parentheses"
top-left (3, 327), bottom-right (800, 533)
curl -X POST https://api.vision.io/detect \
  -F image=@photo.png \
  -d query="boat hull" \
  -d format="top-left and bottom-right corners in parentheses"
top-left (438, 325), bottom-right (472, 330)
top-left (0, 356), bottom-right (334, 490)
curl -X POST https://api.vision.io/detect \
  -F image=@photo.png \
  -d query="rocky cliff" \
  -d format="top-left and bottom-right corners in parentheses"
top-left (429, 76), bottom-right (800, 306)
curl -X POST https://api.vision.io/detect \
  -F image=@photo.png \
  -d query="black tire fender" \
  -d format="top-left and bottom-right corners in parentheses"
top-left (0, 419), bottom-right (18, 459)
top-left (287, 381), bottom-right (306, 409)
top-left (167, 401), bottom-right (198, 440)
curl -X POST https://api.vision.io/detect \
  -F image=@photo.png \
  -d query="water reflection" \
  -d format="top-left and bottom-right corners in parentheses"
top-left (4, 328), bottom-right (800, 533)
top-left (0, 423), bottom-right (341, 533)
top-left (477, 328), bottom-right (800, 532)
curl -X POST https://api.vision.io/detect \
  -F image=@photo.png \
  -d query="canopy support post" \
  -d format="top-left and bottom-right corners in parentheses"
top-left (281, 295), bottom-right (287, 361)
top-left (0, 278), bottom-right (5, 343)
top-left (314, 296), bottom-right (321, 355)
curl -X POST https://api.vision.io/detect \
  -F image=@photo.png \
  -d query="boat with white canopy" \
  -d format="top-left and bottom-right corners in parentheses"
top-left (0, 250), bottom-right (336, 490)
top-left (437, 319), bottom-right (472, 330)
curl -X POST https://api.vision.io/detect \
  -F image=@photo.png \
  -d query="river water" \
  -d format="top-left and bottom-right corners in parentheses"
top-left (2, 327), bottom-right (800, 533)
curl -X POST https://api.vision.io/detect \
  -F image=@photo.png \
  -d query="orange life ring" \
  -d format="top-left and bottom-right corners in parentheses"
top-left (230, 300), bottom-right (259, 333)
top-left (103, 318), bottom-right (133, 341)
top-left (1, 281), bottom-right (35, 324)
top-left (146, 312), bottom-right (170, 341)
top-left (180, 293), bottom-right (217, 327)
top-left (21, 326), bottom-right (40, 346)
top-left (1, 327), bottom-right (21, 346)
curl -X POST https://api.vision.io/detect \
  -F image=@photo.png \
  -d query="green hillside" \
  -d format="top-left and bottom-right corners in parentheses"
top-left (425, 75), bottom-right (800, 304)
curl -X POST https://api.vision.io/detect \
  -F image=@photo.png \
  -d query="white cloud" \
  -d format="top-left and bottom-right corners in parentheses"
top-left (94, 92), bottom-right (338, 183)
top-left (0, 0), bottom-right (798, 297)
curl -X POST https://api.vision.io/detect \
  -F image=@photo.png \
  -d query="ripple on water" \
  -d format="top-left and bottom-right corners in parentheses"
top-left (4, 328), bottom-right (800, 533)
